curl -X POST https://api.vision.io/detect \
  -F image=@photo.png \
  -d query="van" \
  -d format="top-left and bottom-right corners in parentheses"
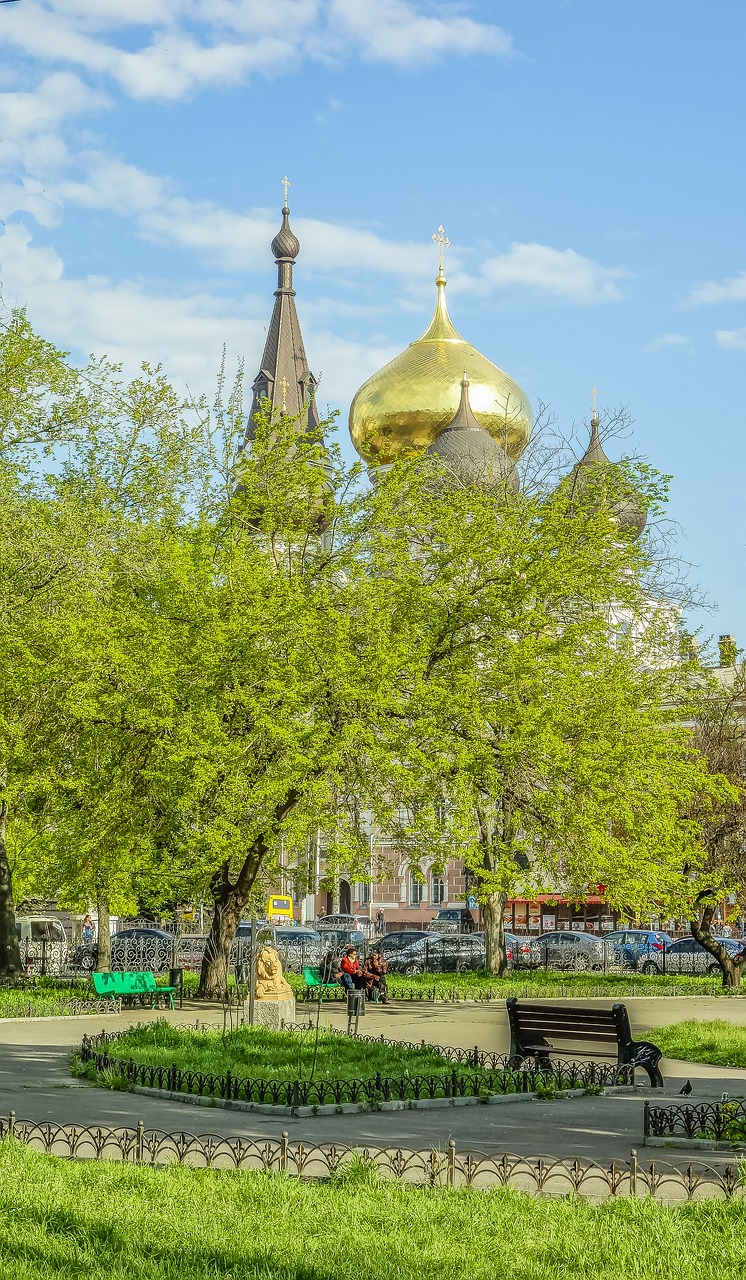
top-left (15, 916), bottom-right (68, 974)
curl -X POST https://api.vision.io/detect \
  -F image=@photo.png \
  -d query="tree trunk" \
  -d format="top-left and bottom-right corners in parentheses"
top-left (0, 796), bottom-right (22, 976)
top-left (690, 904), bottom-right (745, 989)
top-left (198, 853), bottom-right (262, 1000)
top-left (198, 887), bottom-right (246, 999)
top-left (483, 889), bottom-right (509, 976)
top-left (96, 893), bottom-right (111, 972)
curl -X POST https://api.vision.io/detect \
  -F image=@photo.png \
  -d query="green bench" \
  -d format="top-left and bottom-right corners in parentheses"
top-left (92, 971), bottom-right (175, 1010)
top-left (303, 965), bottom-right (340, 1001)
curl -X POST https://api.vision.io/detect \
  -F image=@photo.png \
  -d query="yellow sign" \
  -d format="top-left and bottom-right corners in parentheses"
top-left (266, 895), bottom-right (293, 924)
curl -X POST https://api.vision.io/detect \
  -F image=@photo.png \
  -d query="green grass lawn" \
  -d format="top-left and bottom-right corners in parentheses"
top-left (646, 1020), bottom-right (746, 1068)
top-left (82, 1019), bottom-right (469, 1085)
top-left (0, 1142), bottom-right (743, 1280)
top-left (0, 979), bottom-right (97, 1018)
top-left (288, 968), bottom-right (733, 1002)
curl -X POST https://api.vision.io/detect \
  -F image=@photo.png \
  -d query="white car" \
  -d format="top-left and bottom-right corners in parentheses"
top-left (15, 916), bottom-right (68, 975)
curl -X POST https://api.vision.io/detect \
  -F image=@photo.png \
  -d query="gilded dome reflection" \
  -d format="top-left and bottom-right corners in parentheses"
top-left (349, 271), bottom-right (532, 466)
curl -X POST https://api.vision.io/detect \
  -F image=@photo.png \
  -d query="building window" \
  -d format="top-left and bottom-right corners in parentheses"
top-left (431, 874), bottom-right (446, 906)
top-left (410, 877), bottom-right (423, 907)
top-left (359, 882), bottom-right (371, 906)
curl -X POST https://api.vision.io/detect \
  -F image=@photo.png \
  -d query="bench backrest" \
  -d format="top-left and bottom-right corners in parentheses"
top-left (92, 971), bottom-right (157, 996)
top-left (507, 998), bottom-right (631, 1046)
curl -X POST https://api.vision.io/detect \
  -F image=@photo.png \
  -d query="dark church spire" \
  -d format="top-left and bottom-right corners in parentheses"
top-left (246, 178), bottom-right (320, 441)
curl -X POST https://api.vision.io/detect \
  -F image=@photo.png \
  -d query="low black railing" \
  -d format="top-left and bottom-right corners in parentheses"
top-left (1, 1112), bottom-right (743, 1201)
top-left (79, 1026), bottom-right (632, 1107)
top-left (645, 1098), bottom-right (746, 1143)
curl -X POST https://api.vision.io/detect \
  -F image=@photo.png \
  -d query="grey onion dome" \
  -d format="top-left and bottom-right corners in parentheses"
top-left (425, 374), bottom-right (519, 493)
top-left (271, 203), bottom-right (300, 261)
top-left (569, 414), bottom-right (647, 540)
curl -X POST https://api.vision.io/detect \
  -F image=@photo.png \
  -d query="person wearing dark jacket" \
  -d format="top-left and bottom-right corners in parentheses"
top-left (363, 949), bottom-right (389, 1003)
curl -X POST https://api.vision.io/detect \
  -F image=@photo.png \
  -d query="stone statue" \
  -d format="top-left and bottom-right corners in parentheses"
top-left (255, 945), bottom-right (293, 1001)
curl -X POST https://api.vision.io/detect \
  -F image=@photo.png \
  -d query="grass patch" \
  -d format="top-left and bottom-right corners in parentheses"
top-left (89, 1019), bottom-right (470, 1086)
top-left (0, 979), bottom-right (99, 1019)
top-left (290, 968), bottom-right (733, 1003)
top-left (0, 1141), bottom-right (744, 1280)
top-left (646, 1020), bottom-right (746, 1069)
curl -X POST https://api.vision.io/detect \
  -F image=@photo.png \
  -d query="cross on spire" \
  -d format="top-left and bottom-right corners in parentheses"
top-left (592, 385), bottom-right (598, 420)
top-left (432, 224), bottom-right (450, 274)
top-left (281, 175), bottom-right (291, 209)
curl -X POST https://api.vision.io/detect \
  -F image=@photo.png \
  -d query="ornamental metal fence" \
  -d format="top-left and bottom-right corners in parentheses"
top-left (645, 1098), bottom-right (746, 1143)
top-left (79, 1026), bottom-right (632, 1107)
top-left (1, 1112), bottom-right (743, 1202)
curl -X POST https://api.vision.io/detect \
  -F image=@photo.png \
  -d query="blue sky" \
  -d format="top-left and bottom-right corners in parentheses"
top-left (1, 1), bottom-right (745, 651)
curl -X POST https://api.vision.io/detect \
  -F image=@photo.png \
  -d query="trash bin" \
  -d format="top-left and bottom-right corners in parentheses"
top-left (346, 987), bottom-right (365, 1020)
top-left (169, 967), bottom-right (184, 1010)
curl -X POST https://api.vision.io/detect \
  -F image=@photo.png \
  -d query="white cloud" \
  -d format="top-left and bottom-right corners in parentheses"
top-left (716, 328), bottom-right (746, 350)
top-left (0, 220), bottom-right (397, 411)
top-left (54, 155), bottom-right (438, 278)
top-left (0, 70), bottom-right (103, 137)
top-left (688, 270), bottom-right (746, 305)
top-left (1, 0), bottom-right (513, 102)
top-left (643, 333), bottom-right (691, 353)
top-left (475, 242), bottom-right (628, 304)
top-left (326, 0), bottom-right (512, 64)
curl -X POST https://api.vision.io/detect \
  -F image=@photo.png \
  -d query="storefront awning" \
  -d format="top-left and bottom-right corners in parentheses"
top-left (507, 894), bottom-right (607, 906)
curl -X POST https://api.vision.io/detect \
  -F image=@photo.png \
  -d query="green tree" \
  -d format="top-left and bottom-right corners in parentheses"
top-left (365, 457), bottom-right (732, 974)
top-left (686, 664), bottom-right (746, 986)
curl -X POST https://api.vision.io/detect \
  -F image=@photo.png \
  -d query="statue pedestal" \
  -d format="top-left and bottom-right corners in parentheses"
top-left (246, 996), bottom-right (296, 1030)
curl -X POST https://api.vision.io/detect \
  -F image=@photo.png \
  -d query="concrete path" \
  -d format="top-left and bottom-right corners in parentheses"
top-left (1, 998), bottom-right (745, 1170)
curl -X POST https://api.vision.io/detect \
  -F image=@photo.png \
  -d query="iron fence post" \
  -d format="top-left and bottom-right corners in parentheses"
top-left (136, 1120), bottom-right (144, 1163)
top-left (643, 1100), bottom-right (650, 1139)
top-left (629, 1148), bottom-right (638, 1197)
top-left (8, 1110), bottom-right (14, 1138)
top-left (280, 1131), bottom-right (289, 1171)
top-left (447, 1139), bottom-right (456, 1187)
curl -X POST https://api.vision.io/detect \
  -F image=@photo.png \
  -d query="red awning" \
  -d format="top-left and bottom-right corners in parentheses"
top-left (507, 894), bottom-right (607, 906)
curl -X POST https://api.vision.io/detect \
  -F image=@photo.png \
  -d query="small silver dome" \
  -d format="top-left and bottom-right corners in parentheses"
top-left (425, 375), bottom-right (519, 493)
top-left (568, 416), bottom-right (647, 539)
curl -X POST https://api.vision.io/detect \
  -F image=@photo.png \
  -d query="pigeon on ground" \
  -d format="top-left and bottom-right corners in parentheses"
top-left (679, 1080), bottom-right (693, 1096)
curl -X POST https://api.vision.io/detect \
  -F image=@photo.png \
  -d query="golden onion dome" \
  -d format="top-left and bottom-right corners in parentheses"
top-left (349, 267), bottom-right (532, 467)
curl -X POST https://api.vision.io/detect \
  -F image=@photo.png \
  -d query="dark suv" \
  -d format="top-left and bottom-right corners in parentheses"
top-left (429, 908), bottom-right (476, 934)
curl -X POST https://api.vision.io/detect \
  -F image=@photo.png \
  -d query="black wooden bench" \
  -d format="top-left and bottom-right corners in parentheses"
top-left (506, 998), bottom-right (664, 1087)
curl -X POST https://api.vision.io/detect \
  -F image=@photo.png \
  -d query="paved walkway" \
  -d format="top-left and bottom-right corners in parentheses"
top-left (1, 998), bottom-right (745, 1170)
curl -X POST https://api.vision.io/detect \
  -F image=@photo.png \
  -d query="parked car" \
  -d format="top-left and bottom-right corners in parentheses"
top-left (15, 916), bottom-right (68, 975)
top-left (528, 930), bottom-right (606, 972)
top-left (391, 932), bottom-right (486, 975)
top-left (429, 907), bottom-right (477, 935)
top-left (508, 934), bottom-right (536, 970)
top-left (664, 935), bottom-right (745, 976)
top-left (376, 931), bottom-right (437, 966)
top-left (602, 929), bottom-right (673, 974)
top-left (316, 914), bottom-right (375, 939)
top-left (72, 927), bottom-right (174, 974)
top-left (254, 926), bottom-right (323, 973)
top-left (315, 928), bottom-right (367, 962)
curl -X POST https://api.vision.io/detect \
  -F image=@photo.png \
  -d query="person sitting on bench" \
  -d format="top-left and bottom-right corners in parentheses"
top-left (337, 945), bottom-right (366, 991)
top-left (363, 948), bottom-right (389, 1003)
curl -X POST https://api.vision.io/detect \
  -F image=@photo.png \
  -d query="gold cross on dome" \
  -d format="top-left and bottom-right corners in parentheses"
top-left (432, 224), bottom-right (450, 273)
top-left (280, 376), bottom-right (289, 410)
top-left (281, 176), bottom-right (291, 208)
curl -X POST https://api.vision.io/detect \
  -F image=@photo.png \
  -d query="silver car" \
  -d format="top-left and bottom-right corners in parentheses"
top-left (528, 930), bottom-right (605, 972)
top-left (664, 935), bottom-right (744, 976)
top-left (254, 925), bottom-right (323, 973)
